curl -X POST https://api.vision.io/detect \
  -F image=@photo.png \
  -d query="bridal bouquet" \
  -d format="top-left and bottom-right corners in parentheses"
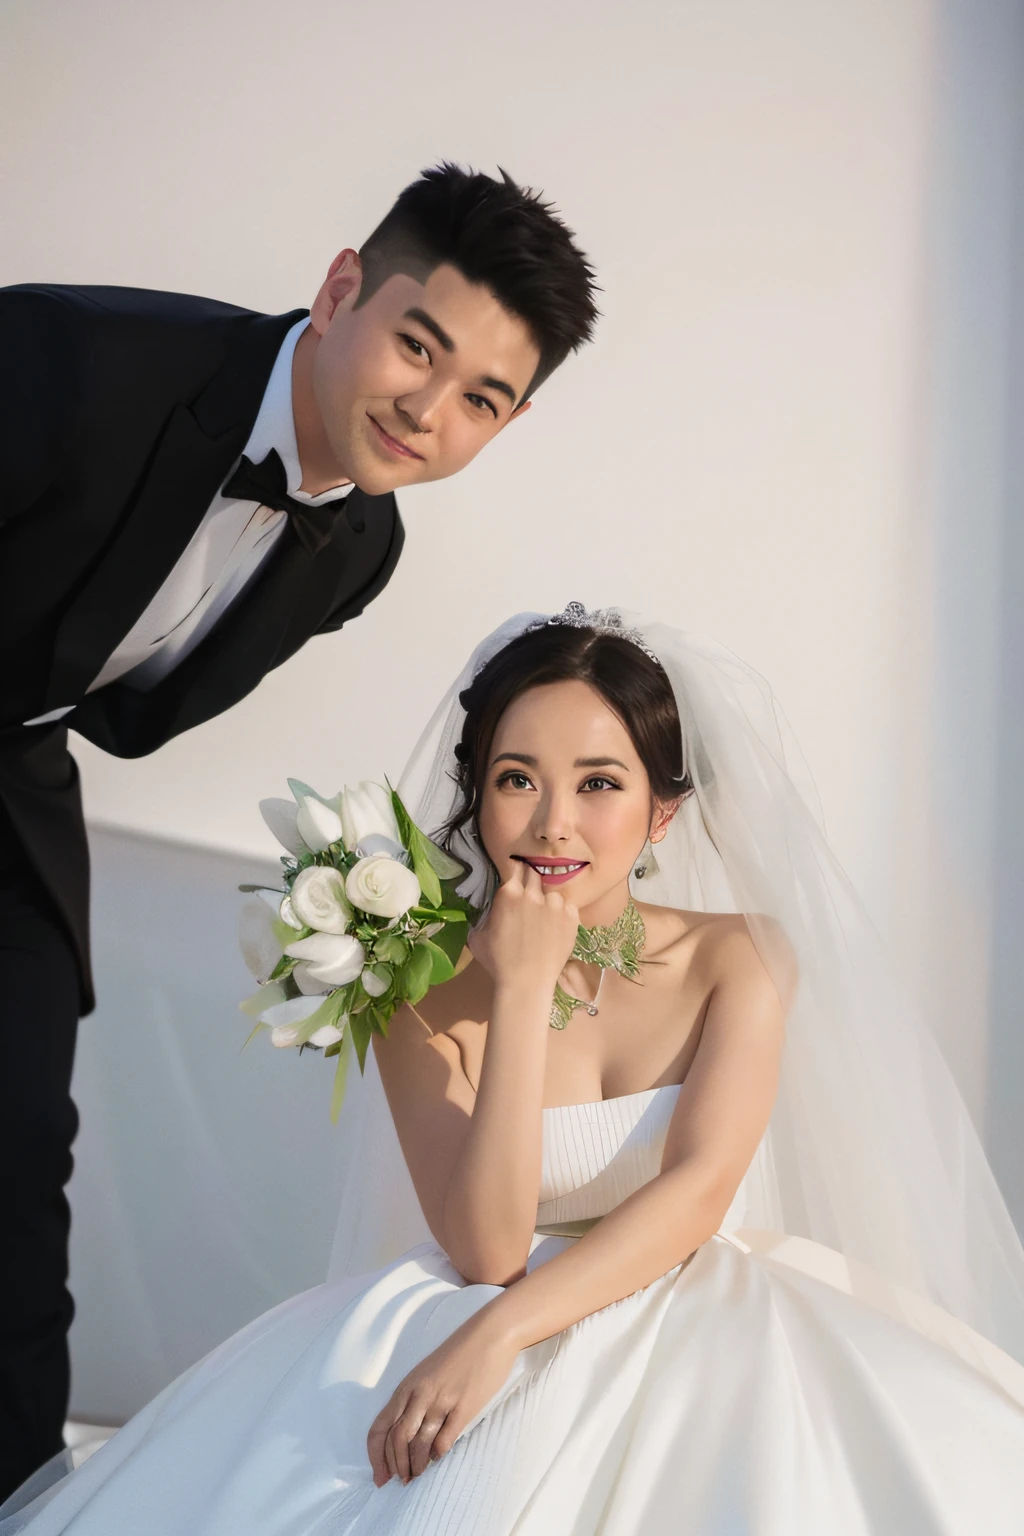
top-left (238, 779), bottom-right (474, 1118)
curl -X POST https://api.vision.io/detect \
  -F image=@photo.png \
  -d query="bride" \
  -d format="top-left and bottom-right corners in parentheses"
top-left (4, 604), bottom-right (1024, 1534)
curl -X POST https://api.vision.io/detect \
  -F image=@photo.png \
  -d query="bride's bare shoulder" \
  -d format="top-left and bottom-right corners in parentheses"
top-left (638, 902), bottom-right (797, 998)
top-left (374, 958), bottom-right (489, 1097)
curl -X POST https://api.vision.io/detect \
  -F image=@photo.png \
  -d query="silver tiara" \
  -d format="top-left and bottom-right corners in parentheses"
top-left (525, 601), bottom-right (661, 665)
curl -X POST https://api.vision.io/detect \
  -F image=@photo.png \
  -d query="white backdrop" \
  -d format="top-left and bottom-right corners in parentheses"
top-left (2, 0), bottom-right (1023, 1415)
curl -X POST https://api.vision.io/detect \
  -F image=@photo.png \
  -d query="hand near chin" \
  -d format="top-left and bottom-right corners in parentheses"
top-left (366, 1316), bottom-right (519, 1487)
top-left (467, 859), bottom-right (579, 994)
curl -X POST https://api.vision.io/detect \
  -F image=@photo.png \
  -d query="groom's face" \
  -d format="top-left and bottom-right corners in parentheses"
top-left (309, 256), bottom-right (541, 496)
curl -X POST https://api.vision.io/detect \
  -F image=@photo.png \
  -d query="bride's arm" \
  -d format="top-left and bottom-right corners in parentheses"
top-left (374, 860), bottom-right (577, 1285)
top-left (483, 926), bottom-right (785, 1347)
top-left (367, 925), bottom-right (785, 1487)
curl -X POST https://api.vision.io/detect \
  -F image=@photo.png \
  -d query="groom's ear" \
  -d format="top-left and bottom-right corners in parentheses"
top-left (505, 400), bottom-right (533, 426)
top-left (310, 250), bottom-right (363, 334)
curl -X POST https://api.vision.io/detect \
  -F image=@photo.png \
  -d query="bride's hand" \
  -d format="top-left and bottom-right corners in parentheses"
top-left (367, 1315), bottom-right (519, 1485)
top-left (467, 859), bottom-right (579, 995)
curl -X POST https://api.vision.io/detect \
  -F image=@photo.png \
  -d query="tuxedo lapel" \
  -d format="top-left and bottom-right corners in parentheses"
top-left (44, 308), bottom-right (305, 711)
top-left (70, 483), bottom-right (400, 756)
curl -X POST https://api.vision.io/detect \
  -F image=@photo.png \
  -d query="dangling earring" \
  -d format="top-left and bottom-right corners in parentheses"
top-left (633, 838), bottom-right (660, 880)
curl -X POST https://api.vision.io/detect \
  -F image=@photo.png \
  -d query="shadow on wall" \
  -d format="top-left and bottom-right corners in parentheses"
top-left (68, 824), bottom-right (348, 1424)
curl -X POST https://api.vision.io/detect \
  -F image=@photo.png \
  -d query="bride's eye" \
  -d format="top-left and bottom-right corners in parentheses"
top-left (495, 770), bottom-right (533, 791)
top-left (580, 775), bottom-right (621, 792)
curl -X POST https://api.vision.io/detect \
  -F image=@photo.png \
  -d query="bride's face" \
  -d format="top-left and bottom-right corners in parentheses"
top-left (476, 679), bottom-right (663, 922)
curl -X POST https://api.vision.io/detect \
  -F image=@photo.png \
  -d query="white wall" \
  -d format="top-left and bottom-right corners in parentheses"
top-left (2, 1), bottom-right (1022, 1210)
top-left (68, 828), bottom-right (345, 1422)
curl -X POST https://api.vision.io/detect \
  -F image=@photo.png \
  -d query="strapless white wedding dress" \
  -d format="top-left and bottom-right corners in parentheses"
top-left (4, 1086), bottom-right (1024, 1534)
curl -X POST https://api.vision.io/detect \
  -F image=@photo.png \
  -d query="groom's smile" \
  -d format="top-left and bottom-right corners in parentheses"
top-left (366, 412), bottom-right (426, 463)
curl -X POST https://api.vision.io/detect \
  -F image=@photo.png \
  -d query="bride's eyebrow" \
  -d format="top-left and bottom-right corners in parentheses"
top-left (575, 756), bottom-right (629, 770)
top-left (490, 753), bottom-right (630, 772)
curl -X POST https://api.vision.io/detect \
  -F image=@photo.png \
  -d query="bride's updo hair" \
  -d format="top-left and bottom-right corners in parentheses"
top-left (441, 622), bottom-right (689, 855)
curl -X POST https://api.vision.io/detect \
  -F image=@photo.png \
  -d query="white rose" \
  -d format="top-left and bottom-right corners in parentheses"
top-left (290, 866), bottom-right (352, 934)
top-left (259, 798), bottom-right (307, 856)
top-left (294, 795), bottom-right (343, 853)
top-left (279, 895), bottom-right (302, 929)
top-left (284, 931), bottom-right (366, 987)
top-left (238, 897), bottom-right (283, 983)
top-left (340, 781), bottom-right (405, 859)
top-left (346, 854), bottom-right (421, 919)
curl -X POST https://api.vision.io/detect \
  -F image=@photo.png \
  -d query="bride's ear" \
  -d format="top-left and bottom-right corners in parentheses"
top-left (649, 794), bottom-right (686, 845)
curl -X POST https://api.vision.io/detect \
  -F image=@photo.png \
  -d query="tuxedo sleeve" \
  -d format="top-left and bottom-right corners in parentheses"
top-left (0, 287), bottom-right (88, 529)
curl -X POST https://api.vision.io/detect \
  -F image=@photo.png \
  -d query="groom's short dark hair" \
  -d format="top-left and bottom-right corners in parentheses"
top-left (357, 162), bottom-right (599, 401)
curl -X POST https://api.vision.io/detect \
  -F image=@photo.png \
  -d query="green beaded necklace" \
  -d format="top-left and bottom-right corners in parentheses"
top-left (549, 898), bottom-right (647, 1030)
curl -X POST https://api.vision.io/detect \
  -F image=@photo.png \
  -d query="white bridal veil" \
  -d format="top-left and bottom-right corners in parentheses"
top-left (329, 610), bottom-right (1024, 1374)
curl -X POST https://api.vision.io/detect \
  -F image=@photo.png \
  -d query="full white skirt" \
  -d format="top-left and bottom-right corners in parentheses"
top-left (4, 1230), bottom-right (1024, 1535)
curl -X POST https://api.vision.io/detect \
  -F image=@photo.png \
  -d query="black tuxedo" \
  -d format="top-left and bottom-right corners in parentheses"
top-left (0, 283), bottom-right (404, 1497)
top-left (1, 282), bottom-right (404, 1011)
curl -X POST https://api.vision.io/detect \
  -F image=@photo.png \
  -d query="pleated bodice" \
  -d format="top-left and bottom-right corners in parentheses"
top-left (536, 1085), bottom-right (681, 1225)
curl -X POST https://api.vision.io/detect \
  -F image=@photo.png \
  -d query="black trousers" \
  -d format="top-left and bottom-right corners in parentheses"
top-left (0, 806), bottom-right (80, 1504)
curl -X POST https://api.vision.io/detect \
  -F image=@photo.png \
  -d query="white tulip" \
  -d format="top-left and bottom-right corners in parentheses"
top-left (361, 966), bottom-right (390, 998)
top-left (346, 854), bottom-right (421, 919)
top-left (259, 994), bottom-right (325, 1033)
top-left (310, 1022), bottom-right (345, 1048)
top-left (284, 930), bottom-right (366, 986)
top-left (292, 962), bottom-right (330, 995)
top-left (340, 781), bottom-right (405, 859)
top-left (290, 866), bottom-right (352, 935)
top-left (271, 1023), bottom-right (302, 1048)
top-left (295, 796), bottom-right (343, 852)
top-left (238, 898), bottom-right (283, 983)
top-left (259, 798), bottom-right (307, 856)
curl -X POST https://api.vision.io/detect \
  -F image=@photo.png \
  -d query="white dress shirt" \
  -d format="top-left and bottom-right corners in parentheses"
top-left (25, 318), bottom-right (351, 725)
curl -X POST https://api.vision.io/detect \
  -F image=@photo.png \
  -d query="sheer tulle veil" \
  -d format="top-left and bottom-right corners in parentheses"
top-left (328, 609), bottom-right (1024, 1372)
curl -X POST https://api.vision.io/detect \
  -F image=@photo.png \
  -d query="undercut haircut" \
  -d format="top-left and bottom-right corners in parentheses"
top-left (357, 162), bottom-right (600, 401)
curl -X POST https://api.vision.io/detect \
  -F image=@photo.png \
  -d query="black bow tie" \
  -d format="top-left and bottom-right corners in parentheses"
top-left (222, 449), bottom-right (362, 555)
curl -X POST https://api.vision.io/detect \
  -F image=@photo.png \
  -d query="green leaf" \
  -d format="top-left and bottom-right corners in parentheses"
top-left (240, 1019), bottom-right (268, 1050)
top-left (388, 785), bottom-right (442, 907)
top-left (401, 942), bottom-right (433, 1004)
top-left (418, 836), bottom-right (465, 881)
top-left (374, 999), bottom-right (397, 1038)
top-left (410, 837), bottom-right (442, 908)
top-left (269, 954), bottom-right (297, 982)
top-left (374, 933), bottom-right (409, 966)
top-left (410, 907), bottom-right (467, 925)
top-left (390, 785), bottom-right (414, 845)
top-left (390, 785), bottom-right (465, 880)
top-left (422, 938), bottom-right (455, 985)
top-left (329, 1029), bottom-right (354, 1123)
top-left (349, 1010), bottom-right (373, 1073)
top-left (427, 920), bottom-right (470, 971)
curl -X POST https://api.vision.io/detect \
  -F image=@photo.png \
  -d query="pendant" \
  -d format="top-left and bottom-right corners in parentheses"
top-left (548, 899), bottom-right (647, 1030)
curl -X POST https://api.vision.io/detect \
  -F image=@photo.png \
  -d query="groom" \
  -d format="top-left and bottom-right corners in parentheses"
top-left (0, 162), bottom-right (598, 1500)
